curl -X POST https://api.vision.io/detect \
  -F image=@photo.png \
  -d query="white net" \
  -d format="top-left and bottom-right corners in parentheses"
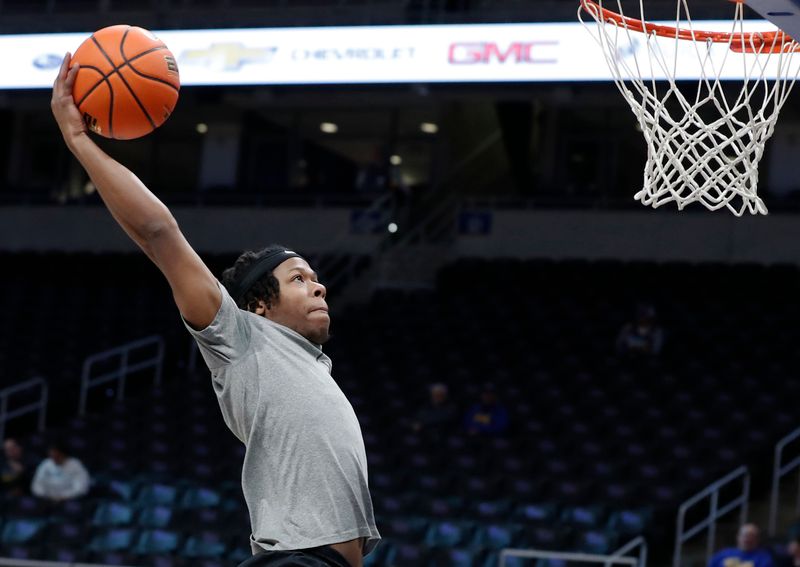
top-left (579, 0), bottom-right (800, 215)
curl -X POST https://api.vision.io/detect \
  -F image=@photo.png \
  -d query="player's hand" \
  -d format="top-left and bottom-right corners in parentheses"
top-left (51, 53), bottom-right (87, 144)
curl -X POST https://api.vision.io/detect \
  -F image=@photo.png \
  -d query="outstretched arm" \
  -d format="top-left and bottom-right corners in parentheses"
top-left (51, 53), bottom-right (220, 329)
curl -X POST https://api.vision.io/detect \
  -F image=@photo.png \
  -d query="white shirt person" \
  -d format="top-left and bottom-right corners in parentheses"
top-left (31, 443), bottom-right (90, 502)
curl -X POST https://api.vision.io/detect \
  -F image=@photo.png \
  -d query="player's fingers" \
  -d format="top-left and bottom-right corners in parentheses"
top-left (64, 60), bottom-right (80, 91)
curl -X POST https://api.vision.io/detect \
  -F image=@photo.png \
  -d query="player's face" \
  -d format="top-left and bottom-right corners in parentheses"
top-left (263, 257), bottom-right (330, 344)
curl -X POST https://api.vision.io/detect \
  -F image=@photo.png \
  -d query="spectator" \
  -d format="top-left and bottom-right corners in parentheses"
top-left (464, 383), bottom-right (509, 436)
top-left (616, 302), bottom-right (664, 356)
top-left (708, 523), bottom-right (774, 567)
top-left (410, 383), bottom-right (457, 433)
top-left (782, 533), bottom-right (800, 567)
top-left (1, 438), bottom-right (33, 496)
top-left (31, 441), bottom-right (90, 502)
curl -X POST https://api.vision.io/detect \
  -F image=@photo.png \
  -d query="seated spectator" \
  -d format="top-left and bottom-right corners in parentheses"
top-left (616, 302), bottom-right (664, 356)
top-left (31, 441), bottom-right (90, 502)
top-left (1, 438), bottom-right (33, 496)
top-left (464, 383), bottom-right (509, 436)
top-left (708, 523), bottom-right (774, 567)
top-left (410, 383), bottom-right (457, 433)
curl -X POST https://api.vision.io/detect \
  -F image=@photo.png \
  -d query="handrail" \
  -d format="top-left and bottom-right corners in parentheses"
top-left (499, 547), bottom-right (638, 566)
top-left (78, 335), bottom-right (165, 416)
top-left (606, 536), bottom-right (648, 567)
top-left (674, 466), bottom-right (750, 567)
top-left (0, 377), bottom-right (48, 441)
top-left (768, 426), bottom-right (800, 536)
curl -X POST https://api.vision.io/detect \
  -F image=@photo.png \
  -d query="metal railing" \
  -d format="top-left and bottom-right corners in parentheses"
top-left (78, 335), bottom-right (165, 416)
top-left (769, 426), bottom-right (800, 537)
top-left (499, 536), bottom-right (647, 567)
top-left (673, 466), bottom-right (750, 567)
top-left (0, 377), bottom-right (48, 441)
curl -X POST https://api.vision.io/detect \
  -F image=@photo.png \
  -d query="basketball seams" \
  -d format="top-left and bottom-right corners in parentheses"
top-left (89, 33), bottom-right (121, 138)
top-left (74, 65), bottom-right (107, 108)
top-left (77, 46), bottom-right (172, 104)
top-left (125, 60), bottom-right (180, 93)
top-left (116, 27), bottom-right (157, 130)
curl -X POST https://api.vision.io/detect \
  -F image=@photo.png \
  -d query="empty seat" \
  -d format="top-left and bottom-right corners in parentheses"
top-left (133, 529), bottom-right (182, 555)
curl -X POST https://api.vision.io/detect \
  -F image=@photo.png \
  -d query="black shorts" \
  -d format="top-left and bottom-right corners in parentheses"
top-left (237, 546), bottom-right (351, 567)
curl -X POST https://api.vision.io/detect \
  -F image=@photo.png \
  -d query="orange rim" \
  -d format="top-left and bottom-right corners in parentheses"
top-left (580, 0), bottom-right (798, 53)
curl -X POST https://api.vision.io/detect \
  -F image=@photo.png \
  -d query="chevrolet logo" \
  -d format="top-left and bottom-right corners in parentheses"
top-left (180, 43), bottom-right (277, 71)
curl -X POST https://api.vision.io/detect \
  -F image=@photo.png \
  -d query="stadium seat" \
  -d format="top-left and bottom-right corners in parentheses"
top-left (133, 529), bottom-right (182, 555)
top-left (424, 519), bottom-right (477, 547)
top-left (138, 505), bottom-right (174, 529)
top-left (560, 506), bottom-right (606, 529)
top-left (1, 518), bottom-right (47, 545)
top-left (576, 529), bottom-right (619, 555)
top-left (180, 486), bottom-right (222, 509)
top-left (607, 508), bottom-right (652, 537)
top-left (93, 502), bottom-right (135, 527)
top-left (89, 528), bottom-right (138, 553)
top-left (181, 531), bottom-right (227, 558)
top-left (472, 522), bottom-right (522, 549)
top-left (136, 483), bottom-right (179, 507)
top-left (514, 503), bottom-right (559, 525)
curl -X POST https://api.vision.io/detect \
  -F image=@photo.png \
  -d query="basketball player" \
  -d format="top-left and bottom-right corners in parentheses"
top-left (51, 54), bottom-right (379, 567)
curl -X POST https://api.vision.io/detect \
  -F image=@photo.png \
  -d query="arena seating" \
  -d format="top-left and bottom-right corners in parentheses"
top-left (1, 254), bottom-right (798, 566)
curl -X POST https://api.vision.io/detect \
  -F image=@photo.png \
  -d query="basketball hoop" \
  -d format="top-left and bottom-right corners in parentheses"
top-left (578, 0), bottom-right (800, 215)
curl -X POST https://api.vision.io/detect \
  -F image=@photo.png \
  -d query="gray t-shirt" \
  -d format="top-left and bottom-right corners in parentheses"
top-left (185, 282), bottom-right (380, 556)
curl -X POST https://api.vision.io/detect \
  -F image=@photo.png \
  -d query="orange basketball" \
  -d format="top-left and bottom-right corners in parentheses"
top-left (70, 25), bottom-right (180, 140)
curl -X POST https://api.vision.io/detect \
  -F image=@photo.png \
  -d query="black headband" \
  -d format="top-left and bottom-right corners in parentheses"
top-left (232, 249), bottom-right (303, 303)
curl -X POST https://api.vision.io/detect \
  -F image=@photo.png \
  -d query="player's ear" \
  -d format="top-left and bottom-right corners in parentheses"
top-left (254, 300), bottom-right (269, 316)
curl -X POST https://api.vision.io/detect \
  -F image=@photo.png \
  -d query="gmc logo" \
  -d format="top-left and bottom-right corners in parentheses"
top-left (448, 41), bottom-right (558, 64)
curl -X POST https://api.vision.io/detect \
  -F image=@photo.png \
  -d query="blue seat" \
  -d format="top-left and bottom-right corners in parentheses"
top-left (134, 529), bottom-right (182, 555)
top-left (560, 506), bottom-right (606, 529)
top-left (181, 531), bottom-right (227, 558)
top-left (136, 483), bottom-right (179, 507)
top-left (108, 479), bottom-right (138, 501)
top-left (607, 508), bottom-right (652, 536)
top-left (180, 487), bottom-right (221, 509)
top-left (473, 523), bottom-right (521, 549)
top-left (89, 528), bottom-right (137, 553)
top-left (514, 502), bottom-right (559, 525)
top-left (576, 529), bottom-right (618, 555)
top-left (472, 499), bottom-right (513, 520)
top-left (424, 520), bottom-right (476, 547)
top-left (138, 505), bottom-right (174, 529)
top-left (2, 518), bottom-right (46, 545)
top-left (93, 502), bottom-right (135, 527)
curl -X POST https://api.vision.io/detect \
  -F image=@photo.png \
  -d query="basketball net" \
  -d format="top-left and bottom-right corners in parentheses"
top-left (579, 0), bottom-right (800, 215)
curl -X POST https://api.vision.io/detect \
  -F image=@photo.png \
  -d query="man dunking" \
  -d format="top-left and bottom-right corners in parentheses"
top-left (51, 54), bottom-right (380, 567)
